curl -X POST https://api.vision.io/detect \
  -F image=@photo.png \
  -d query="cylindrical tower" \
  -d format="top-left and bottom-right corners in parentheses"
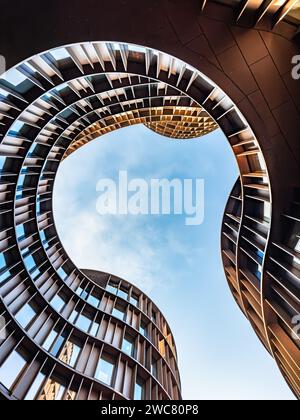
top-left (0, 269), bottom-right (181, 400)
top-left (221, 179), bottom-right (300, 400)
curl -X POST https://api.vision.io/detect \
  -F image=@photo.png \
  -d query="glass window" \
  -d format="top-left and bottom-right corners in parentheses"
top-left (95, 356), bottom-right (115, 386)
top-left (130, 294), bottom-right (139, 307)
top-left (59, 342), bottom-right (81, 368)
top-left (5, 68), bottom-right (27, 86)
top-left (152, 311), bottom-right (156, 324)
top-left (57, 267), bottom-right (67, 281)
top-left (140, 322), bottom-right (148, 338)
top-left (263, 201), bottom-right (271, 222)
top-left (42, 330), bottom-right (58, 352)
top-left (256, 266), bottom-right (262, 281)
top-left (36, 200), bottom-right (41, 216)
top-left (0, 269), bottom-right (10, 287)
top-left (24, 372), bottom-right (45, 400)
top-left (76, 313), bottom-right (91, 333)
top-left (122, 336), bottom-right (134, 357)
top-left (15, 303), bottom-right (36, 329)
top-left (0, 253), bottom-right (6, 271)
top-left (134, 379), bottom-right (145, 400)
top-left (17, 174), bottom-right (26, 188)
top-left (51, 48), bottom-right (69, 61)
top-left (55, 384), bottom-right (66, 400)
top-left (24, 254), bottom-right (36, 272)
top-left (118, 288), bottom-right (128, 300)
top-left (0, 350), bottom-right (27, 390)
top-left (38, 379), bottom-right (66, 400)
top-left (65, 389), bottom-right (77, 400)
top-left (151, 361), bottom-right (157, 379)
top-left (106, 284), bottom-right (118, 295)
top-left (112, 306), bottom-right (125, 321)
top-left (51, 334), bottom-right (66, 357)
top-left (50, 294), bottom-right (65, 313)
top-left (40, 230), bottom-right (47, 245)
top-left (256, 249), bottom-right (264, 264)
top-left (0, 156), bottom-right (6, 171)
top-left (69, 309), bottom-right (79, 324)
top-left (90, 322), bottom-right (99, 337)
top-left (80, 288), bottom-right (88, 300)
top-left (87, 294), bottom-right (100, 308)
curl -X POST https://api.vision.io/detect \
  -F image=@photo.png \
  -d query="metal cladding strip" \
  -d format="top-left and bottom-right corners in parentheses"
top-left (199, 0), bottom-right (300, 36)
top-left (221, 178), bottom-right (273, 350)
top-left (0, 41), bottom-right (293, 398)
top-left (222, 179), bottom-right (300, 399)
top-left (221, 179), bottom-right (245, 313)
top-left (64, 106), bottom-right (217, 158)
top-left (1, 115), bottom-right (185, 397)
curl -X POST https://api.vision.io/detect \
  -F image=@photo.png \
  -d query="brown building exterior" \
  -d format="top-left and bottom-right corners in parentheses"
top-left (0, 0), bottom-right (299, 399)
top-left (0, 269), bottom-right (181, 400)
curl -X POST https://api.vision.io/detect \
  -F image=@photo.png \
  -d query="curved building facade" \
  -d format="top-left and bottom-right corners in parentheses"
top-left (0, 269), bottom-right (181, 400)
top-left (0, 0), bottom-right (299, 400)
top-left (222, 179), bottom-right (300, 399)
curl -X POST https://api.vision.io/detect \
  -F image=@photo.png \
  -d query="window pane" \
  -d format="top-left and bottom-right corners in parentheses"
top-left (24, 372), bottom-right (45, 400)
top-left (0, 269), bottom-right (10, 287)
top-left (51, 334), bottom-right (66, 357)
top-left (68, 344), bottom-right (81, 368)
top-left (76, 314), bottom-right (91, 332)
top-left (106, 284), bottom-right (118, 295)
top-left (95, 357), bottom-right (115, 386)
top-left (55, 384), bottom-right (66, 400)
top-left (151, 361), bottom-right (157, 379)
top-left (78, 287), bottom-right (88, 300)
top-left (15, 303), bottom-right (36, 329)
top-left (16, 224), bottom-right (25, 240)
top-left (57, 267), bottom-right (67, 281)
top-left (43, 330), bottom-right (58, 352)
top-left (0, 351), bottom-right (27, 390)
top-left (118, 289), bottom-right (128, 300)
top-left (130, 295), bottom-right (139, 307)
top-left (38, 379), bottom-right (66, 400)
top-left (65, 389), bottom-right (77, 400)
top-left (0, 253), bottom-right (6, 270)
top-left (134, 379), bottom-right (145, 400)
top-left (112, 307), bottom-right (125, 321)
top-left (90, 322), bottom-right (99, 337)
top-left (69, 309), bottom-right (79, 324)
top-left (87, 294), bottom-right (100, 308)
top-left (59, 341), bottom-right (81, 368)
top-left (122, 337), bottom-right (134, 357)
top-left (24, 255), bottom-right (36, 272)
top-left (50, 295), bottom-right (65, 313)
top-left (0, 156), bottom-right (6, 171)
top-left (140, 323), bottom-right (148, 338)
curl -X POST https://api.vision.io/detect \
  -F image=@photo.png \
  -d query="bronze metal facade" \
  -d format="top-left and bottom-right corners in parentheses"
top-left (0, 268), bottom-right (181, 400)
top-left (0, 0), bottom-right (299, 400)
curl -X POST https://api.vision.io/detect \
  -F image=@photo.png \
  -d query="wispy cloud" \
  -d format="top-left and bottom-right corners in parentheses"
top-left (53, 125), bottom-right (294, 400)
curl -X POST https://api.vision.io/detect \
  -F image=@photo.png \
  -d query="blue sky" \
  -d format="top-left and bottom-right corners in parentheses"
top-left (54, 125), bottom-right (294, 400)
